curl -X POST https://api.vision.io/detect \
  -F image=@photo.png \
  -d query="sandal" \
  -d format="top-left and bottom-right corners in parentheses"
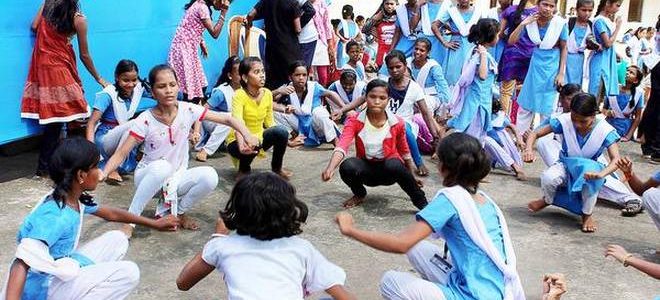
top-left (621, 200), bottom-right (643, 217)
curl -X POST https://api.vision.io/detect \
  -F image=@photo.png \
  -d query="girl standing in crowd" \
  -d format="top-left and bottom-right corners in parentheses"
top-left (86, 60), bottom-right (154, 184)
top-left (168, 0), bottom-right (229, 103)
top-left (226, 57), bottom-right (292, 180)
top-left (588, 0), bottom-right (622, 100)
top-left (512, 0), bottom-right (568, 132)
top-left (336, 5), bottom-right (362, 68)
top-left (335, 133), bottom-right (525, 300)
top-left (322, 79), bottom-right (428, 210)
top-left (485, 99), bottom-right (526, 180)
top-left (525, 93), bottom-right (621, 232)
top-left (275, 62), bottom-right (344, 147)
top-left (21, 0), bottom-right (109, 177)
top-left (391, 0), bottom-right (422, 58)
top-left (435, 0), bottom-right (483, 87)
top-left (2, 138), bottom-right (179, 300)
top-left (341, 41), bottom-right (367, 82)
top-left (195, 56), bottom-right (241, 162)
top-left (604, 65), bottom-right (644, 141)
top-left (417, 0), bottom-right (450, 68)
top-left (177, 173), bottom-right (355, 300)
top-left (311, 0), bottom-right (335, 86)
top-left (448, 19), bottom-right (500, 143)
top-left (103, 65), bottom-right (258, 235)
top-left (486, 0), bottom-right (513, 63)
top-left (497, 0), bottom-right (538, 117)
top-left (565, 0), bottom-right (594, 86)
top-left (362, 0), bottom-right (397, 67)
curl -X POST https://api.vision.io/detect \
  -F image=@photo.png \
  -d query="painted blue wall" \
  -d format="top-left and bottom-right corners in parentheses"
top-left (0, 0), bottom-right (259, 145)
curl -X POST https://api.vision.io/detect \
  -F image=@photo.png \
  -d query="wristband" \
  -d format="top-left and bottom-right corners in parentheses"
top-left (211, 233), bottom-right (228, 238)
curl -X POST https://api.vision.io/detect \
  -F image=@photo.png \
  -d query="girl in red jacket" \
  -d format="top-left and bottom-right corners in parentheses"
top-left (322, 79), bottom-right (427, 210)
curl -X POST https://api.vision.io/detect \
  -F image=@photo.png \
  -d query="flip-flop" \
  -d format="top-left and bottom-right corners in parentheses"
top-left (621, 200), bottom-right (643, 217)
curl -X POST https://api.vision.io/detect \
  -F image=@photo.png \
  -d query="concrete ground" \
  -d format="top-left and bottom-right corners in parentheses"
top-left (0, 142), bottom-right (658, 299)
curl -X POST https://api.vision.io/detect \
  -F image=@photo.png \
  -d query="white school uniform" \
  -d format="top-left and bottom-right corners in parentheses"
top-left (196, 83), bottom-right (235, 155)
top-left (201, 234), bottom-right (346, 300)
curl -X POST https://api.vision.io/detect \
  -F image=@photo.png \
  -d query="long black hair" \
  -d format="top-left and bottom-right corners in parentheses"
top-left (468, 18), bottom-right (500, 45)
top-left (49, 138), bottom-right (99, 208)
top-left (221, 173), bottom-right (308, 241)
top-left (42, 0), bottom-right (80, 35)
top-left (511, 0), bottom-right (530, 31)
top-left (114, 59), bottom-right (149, 96)
top-left (214, 55), bottom-right (241, 88)
top-left (184, 0), bottom-right (213, 17)
top-left (595, 0), bottom-right (619, 16)
top-left (570, 92), bottom-right (599, 116)
top-left (436, 133), bottom-right (491, 194)
top-left (626, 66), bottom-right (643, 108)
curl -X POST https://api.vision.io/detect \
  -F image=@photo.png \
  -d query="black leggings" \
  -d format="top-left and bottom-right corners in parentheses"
top-left (339, 158), bottom-right (428, 209)
top-left (227, 126), bottom-right (289, 173)
top-left (37, 123), bottom-right (64, 174)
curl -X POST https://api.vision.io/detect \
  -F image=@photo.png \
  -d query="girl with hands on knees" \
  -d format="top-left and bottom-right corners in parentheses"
top-left (2, 138), bottom-right (178, 300)
top-left (102, 65), bottom-right (258, 236)
top-left (322, 79), bottom-right (427, 209)
top-left (524, 93), bottom-right (621, 233)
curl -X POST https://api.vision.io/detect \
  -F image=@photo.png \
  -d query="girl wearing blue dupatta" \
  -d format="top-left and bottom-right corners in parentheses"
top-left (434, 0), bottom-right (484, 87)
top-left (588, 0), bottom-right (622, 99)
top-left (603, 65), bottom-right (644, 141)
top-left (524, 93), bottom-right (621, 233)
top-left (565, 0), bottom-right (594, 86)
top-left (448, 19), bottom-right (500, 143)
top-left (336, 5), bottom-right (361, 67)
top-left (391, 0), bottom-right (422, 58)
top-left (510, 0), bottom-right (568, 133)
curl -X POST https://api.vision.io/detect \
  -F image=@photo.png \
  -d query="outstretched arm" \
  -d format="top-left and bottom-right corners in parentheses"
top-left (336, 213), bottom-right (433, 254)
top-left (92, 206), bottom-right (179, 231)
top-left (176, 252), bottom-right (215, 291)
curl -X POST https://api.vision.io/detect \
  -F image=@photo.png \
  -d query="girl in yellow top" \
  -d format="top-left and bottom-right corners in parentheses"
top-left (227, 57), bottom-right (292, 180)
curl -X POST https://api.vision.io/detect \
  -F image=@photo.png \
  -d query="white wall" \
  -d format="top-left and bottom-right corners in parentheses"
top-left (563, 0), bottom-right (658, 31)
top-left (328, 0), bottom-right (381, 19)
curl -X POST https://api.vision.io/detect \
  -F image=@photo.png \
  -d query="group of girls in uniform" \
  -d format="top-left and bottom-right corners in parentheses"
top-left (7, 0), bottom-right (659, 299)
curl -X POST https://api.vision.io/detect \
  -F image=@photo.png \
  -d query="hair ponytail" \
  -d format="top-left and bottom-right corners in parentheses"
top-left (595, 0), bottom-right (608, 16)
top-left (48, 138), bottom-right (100, 209)
top-left (436, 133), bottom-right (491, 194)
top-left (511, 0), bottom-right (529, 30)
top-left (627, 66), bottom-right (643, 108)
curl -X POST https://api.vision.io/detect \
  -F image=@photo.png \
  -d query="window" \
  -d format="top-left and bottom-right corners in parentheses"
top-left (628, 0), bottom-right (644, 22)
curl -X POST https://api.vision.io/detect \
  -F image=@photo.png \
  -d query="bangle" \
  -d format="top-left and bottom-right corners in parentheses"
top-left (622, 253), bottom-right (633, 267)
top-left (211, 233), bottom-right (228, 238)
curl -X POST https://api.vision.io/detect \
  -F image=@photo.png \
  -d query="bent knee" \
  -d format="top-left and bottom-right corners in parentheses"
top-left (116, 261), bottom-right (141, 287)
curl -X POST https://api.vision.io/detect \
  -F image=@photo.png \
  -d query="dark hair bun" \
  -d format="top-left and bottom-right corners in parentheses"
top-left (436, 133), bottom-right (491, 193)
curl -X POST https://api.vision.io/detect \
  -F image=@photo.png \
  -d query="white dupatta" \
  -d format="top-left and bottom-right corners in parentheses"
top-left (407, 57), bottom-right (440, 95)
top-left (447, 5), bottom-right (482, 37)
top-left (593, 15), bottom-right (615, 34)
top-left (607, 88), bottom-right (642, 118)
top-left (436, 186), bottom-right (526, 300)
top-left (526, 15), bottom-right (566, 50)
top-left (97, 84), bottom-right (144, 124)
top-left (395, 4), bottom-right (414, 38)
top-left (335, 81), bottom-right (365, 104)
top-left (216, 83), bottom-right (236, 111)
top-left (566, 23), bottom-right (591, 53)
top-left (557, 113), bottom-right (615, 158)
top-left (420, 1), bottom-right (450, 36)
top-left (289, 81), bottom-right (316, 116)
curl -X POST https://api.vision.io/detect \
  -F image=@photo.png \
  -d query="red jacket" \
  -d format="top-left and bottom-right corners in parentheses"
top-left (335, 110), bottom-right (411, 162)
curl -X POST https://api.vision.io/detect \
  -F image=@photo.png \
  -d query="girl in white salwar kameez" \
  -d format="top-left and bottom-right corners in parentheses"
top-left (485, 99), bottom-right (526, 180)
top-left (1, 138), bottom-right (179, 300)
top-left (102, 65), bottom-right (259, 236)
top-left (335, 133), bottom-right (526, 300)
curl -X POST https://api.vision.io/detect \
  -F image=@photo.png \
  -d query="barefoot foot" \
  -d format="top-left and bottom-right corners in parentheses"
top-left (106, 171), bottom-right (123, 186)
top-left (514, 167), bottom-right (527, 181)
top-left (342, 196), bottom-right (366, 208)
top-left (528, 199), bottom-right (549, 213)
top-left (274, 168), bottom-right (293, 181)
top-left (195, 150), bottom-right (208, 162)
top-left (416, 164), bottom-right (429, 177)
top-left (581, 215), bottom-right (597, 233)
top-left (179, 214), bottom-right (200, 231)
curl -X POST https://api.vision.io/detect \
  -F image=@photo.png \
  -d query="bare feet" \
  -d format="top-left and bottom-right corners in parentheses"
top-left (288, 135), bottom-right (305, 148)
top-left (119, 224), bottom-right (134, 239)
top-left (416, 164), bottom-right (429, 177)
top-left (195, 150), bottom-right (208, 162)
top-left (513, 165), bottom-right (527, 181)
top-left (528, 199), bottom-right (549, 213)
top-left (581, 215), bottom-right (597, 233)
top-left (179, 214), bottom-right (200, 231)
top-left (105, 171), bottom-right (123, 185)
top-left (274, 168), bottom-right (293, 181)
top-left (342, 196), bottom-right (365, 208)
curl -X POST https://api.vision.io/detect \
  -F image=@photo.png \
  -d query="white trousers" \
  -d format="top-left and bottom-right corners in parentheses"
top-left (48, 231), bottom-right (139, 300)
top-left (541, 163), bottom-right (598, 215)
top-left (129, 160), bottom-right (218, 216)
top-left (274, 107), bottom-right (338, 142)
top-left (380, 241), bottom-right (447, 300)
top-left (484, 136), bottom-right (519, 172)
top-left (643, 188), bottom-right (660, 231)
top-left (197, 119), bottom-right (231, 155)
top-left (516, 107), bottom-right (549, 133)
top-left (537, 137), bottom-right (641, 207)
top-left (100, 121), bottom-right (134, 157)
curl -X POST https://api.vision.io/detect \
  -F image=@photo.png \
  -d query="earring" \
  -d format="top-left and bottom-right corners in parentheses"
top-left (80, 180), bottom-right (84, 184)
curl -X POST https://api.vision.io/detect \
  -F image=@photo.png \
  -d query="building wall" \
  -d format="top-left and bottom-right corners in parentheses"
top-left (563, 0), bottom-right (658, 31)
